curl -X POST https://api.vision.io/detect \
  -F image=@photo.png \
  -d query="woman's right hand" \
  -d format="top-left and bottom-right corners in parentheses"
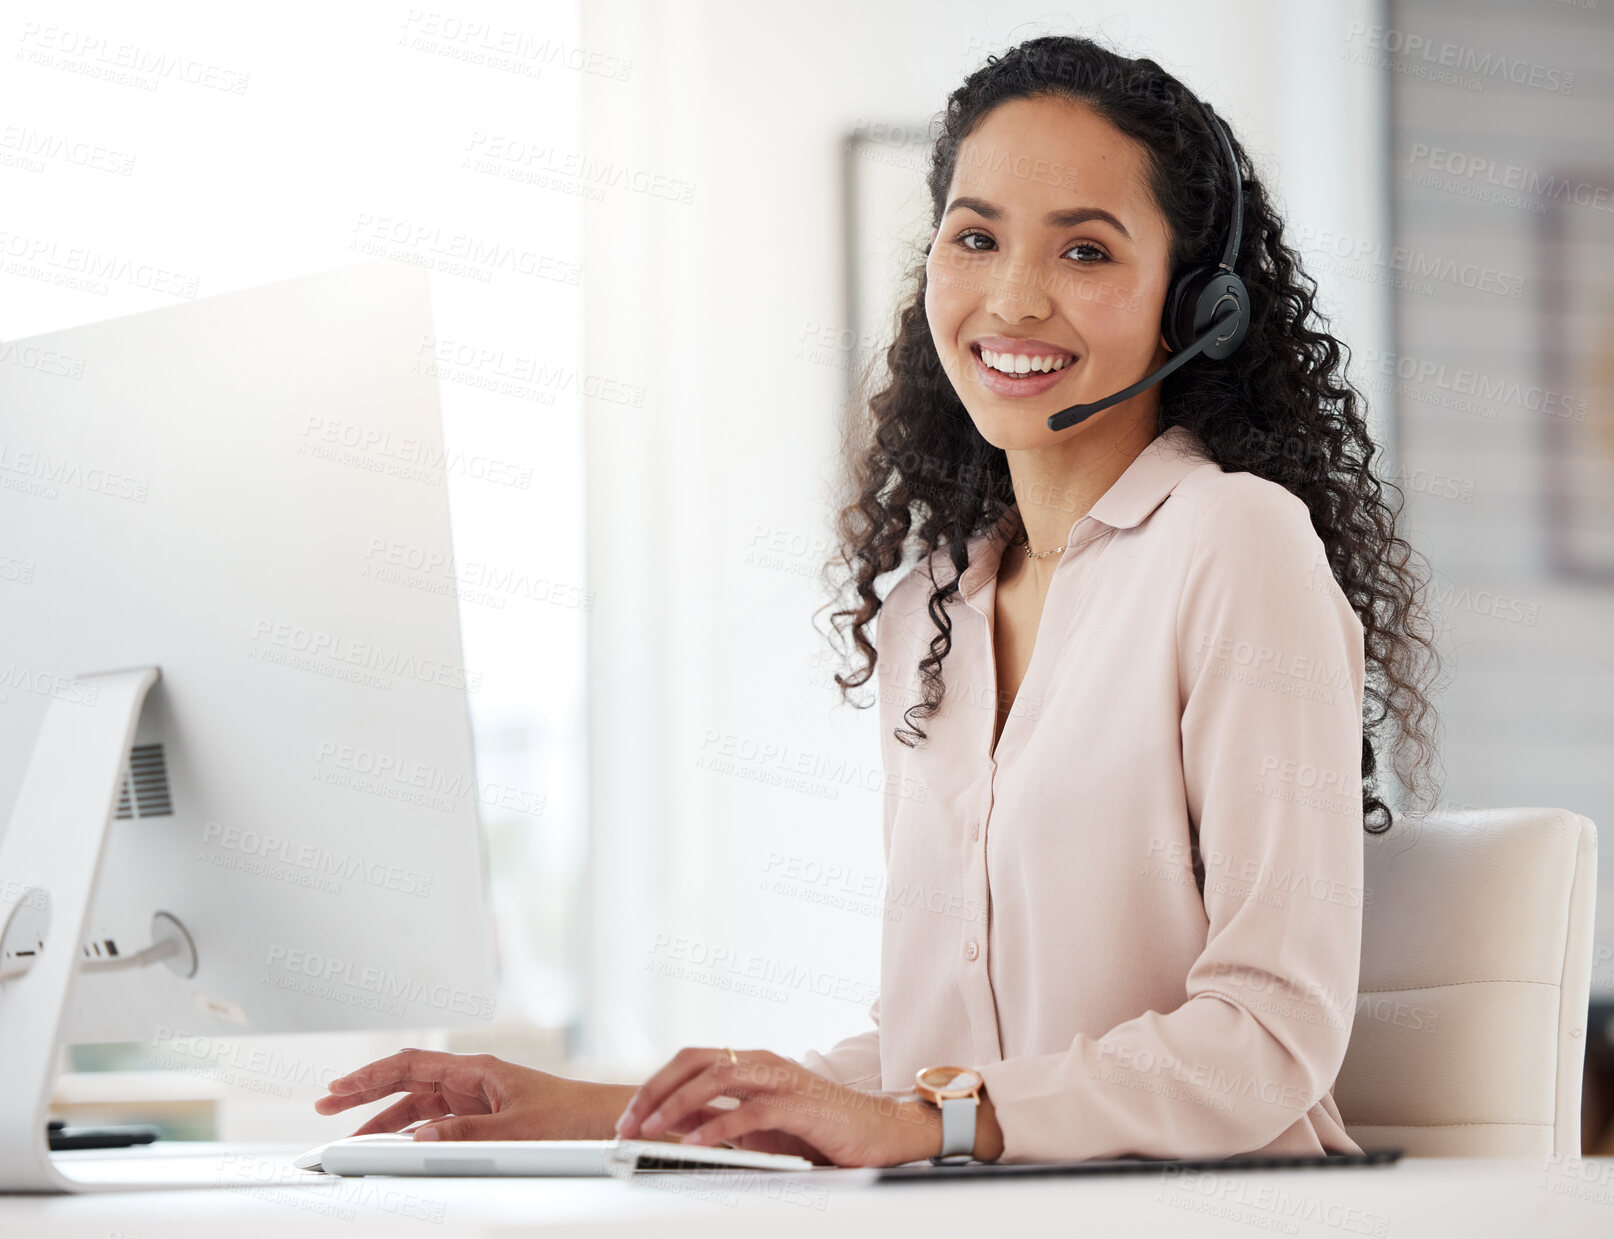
top-left (313, 1048), bottom-right (626, 1141)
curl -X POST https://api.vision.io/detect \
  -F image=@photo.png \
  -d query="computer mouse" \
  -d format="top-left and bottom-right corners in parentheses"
top-left (293, 1131), bottom-right (419, 1172)
top-left (292, 1144), bottom-right (329, 1172)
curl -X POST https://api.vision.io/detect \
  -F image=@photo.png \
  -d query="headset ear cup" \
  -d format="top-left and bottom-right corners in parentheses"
top-left (1162, 265), bottom-right (1212, 354)
top-left (1194, 272), bottom-right (1250, 360)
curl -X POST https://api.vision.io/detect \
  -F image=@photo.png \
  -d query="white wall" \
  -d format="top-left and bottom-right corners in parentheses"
top-left (578, 0), bottom-right (1393, 1067)
top-left (4, 0), bottom-right (594, 1135)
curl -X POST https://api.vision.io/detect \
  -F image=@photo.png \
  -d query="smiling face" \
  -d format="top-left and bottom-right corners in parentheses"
top-left (924, 95), bottom-right (1176, 451)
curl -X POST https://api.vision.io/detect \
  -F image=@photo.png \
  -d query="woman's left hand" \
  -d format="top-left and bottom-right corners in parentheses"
top-left (613, 1047), bottom-right (942, 1167)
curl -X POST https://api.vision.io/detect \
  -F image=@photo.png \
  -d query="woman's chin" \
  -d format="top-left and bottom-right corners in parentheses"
top-left (965, 407), bottom-right (1074, 452)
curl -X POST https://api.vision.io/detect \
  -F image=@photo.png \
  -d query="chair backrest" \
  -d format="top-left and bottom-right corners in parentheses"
top-left (1333, 807), bottom-right (1598, 1156)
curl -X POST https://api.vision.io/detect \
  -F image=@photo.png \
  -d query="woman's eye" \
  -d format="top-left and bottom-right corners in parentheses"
top-left (951, 231), bottom-right (1107, 263)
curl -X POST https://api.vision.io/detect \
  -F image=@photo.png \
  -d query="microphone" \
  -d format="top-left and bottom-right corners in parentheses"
top-left (1045, 305), bottom-right (1241, 433)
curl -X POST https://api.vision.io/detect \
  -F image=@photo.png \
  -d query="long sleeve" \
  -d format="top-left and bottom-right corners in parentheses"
top-left (795, 994), bottom-right (883, 1089)
top-left (973, 479), bottom-right (1367, 1161)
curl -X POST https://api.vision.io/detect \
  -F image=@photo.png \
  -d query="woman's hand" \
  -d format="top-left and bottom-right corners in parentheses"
top-left (313, 1049), bottom-right (628, 1141)
top-left (613, 1047), bottom-right (943, 1167)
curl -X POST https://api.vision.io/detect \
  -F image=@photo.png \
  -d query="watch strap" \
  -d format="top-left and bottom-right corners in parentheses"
top-left (931, 1094), bottom-right (977, 1164)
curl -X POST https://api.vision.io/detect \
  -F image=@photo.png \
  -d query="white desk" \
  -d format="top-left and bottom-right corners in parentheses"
top-left (4, 1145), bottom-right (1611, 1238)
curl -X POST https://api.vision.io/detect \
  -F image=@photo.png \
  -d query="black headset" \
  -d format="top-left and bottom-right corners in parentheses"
top-left (1046, 108), bottom-right (1250, 432)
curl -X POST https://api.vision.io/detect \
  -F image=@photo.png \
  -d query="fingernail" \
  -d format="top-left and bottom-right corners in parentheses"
top-left (641, 1110), bottom-right (663, 1135)
top-left (414, 1126), bottom-right (440, 1141)
top-left (613, 1112), bottom-right (629, 1134)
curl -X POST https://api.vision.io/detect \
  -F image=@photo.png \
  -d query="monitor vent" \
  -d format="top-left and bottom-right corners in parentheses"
top-left (115, 743), bottom-right (173, 819)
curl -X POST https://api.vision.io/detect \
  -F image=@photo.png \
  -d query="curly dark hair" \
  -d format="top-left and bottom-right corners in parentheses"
top-left (816, 34), bottom-right (1447, 834)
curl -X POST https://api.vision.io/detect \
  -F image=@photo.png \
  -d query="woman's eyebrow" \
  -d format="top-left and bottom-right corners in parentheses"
top-left (942, 195), bottom-right (1132, 241)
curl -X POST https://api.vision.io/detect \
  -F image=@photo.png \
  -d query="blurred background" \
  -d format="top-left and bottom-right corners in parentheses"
top-left (2, 0), bottom-right (1611, 1153)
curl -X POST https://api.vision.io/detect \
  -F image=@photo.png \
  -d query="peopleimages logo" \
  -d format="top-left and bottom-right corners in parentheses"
top-left (263, 945), bottom-right (495, 1020)
top-left (149, 1026), bottom-right (346, 1096)
top-left (0, 663), bottom-right (100, 706)
top-left (201, 819), bottom-right (434, 897)
top-left (249, 618), bottom-right (483, 692)
top-left (0, 441), bottom-right (150, 501)
top-left (314, 740), bottom-right (546, 819)
top-left (302, 413), bottom-right (534, 489)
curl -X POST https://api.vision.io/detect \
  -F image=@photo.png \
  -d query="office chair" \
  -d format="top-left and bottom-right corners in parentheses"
top-left (1333, 807), bottom-right (1599, 1156)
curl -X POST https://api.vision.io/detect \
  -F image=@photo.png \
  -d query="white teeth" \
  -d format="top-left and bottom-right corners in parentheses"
top-left (979, 347), bottom-right (1072, 376)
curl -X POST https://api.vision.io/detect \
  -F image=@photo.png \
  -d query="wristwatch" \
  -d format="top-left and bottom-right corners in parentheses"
top-left (913, 1065), bottom-right (983, 1164)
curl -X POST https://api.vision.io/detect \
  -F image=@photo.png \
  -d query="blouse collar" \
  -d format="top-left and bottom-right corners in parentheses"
top-left (953, 424), bottom-right (1210, 606)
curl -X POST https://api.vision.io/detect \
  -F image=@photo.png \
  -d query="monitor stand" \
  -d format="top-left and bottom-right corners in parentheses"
top-left (0, 666), bottom-right (161, 1193)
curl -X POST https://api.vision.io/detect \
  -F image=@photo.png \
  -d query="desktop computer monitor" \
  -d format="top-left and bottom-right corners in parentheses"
top-left (0, 261), bottom-right (501, 1190)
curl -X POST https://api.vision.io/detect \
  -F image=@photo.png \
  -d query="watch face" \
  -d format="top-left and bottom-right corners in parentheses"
top-left (915, 1066), bottom-right (982, 1098)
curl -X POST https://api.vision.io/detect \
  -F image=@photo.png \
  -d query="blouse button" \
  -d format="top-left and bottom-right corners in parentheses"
top-left (965, 940), bottom-right (979, 961)
top-left (969, 822), bottom-right (980, 841)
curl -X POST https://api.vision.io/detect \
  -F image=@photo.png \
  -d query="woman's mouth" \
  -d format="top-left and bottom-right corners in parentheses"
top-left (969, 342), bottom-right (1078, 398)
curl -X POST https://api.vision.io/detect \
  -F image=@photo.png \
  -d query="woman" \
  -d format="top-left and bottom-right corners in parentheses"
top-left (315, 34), bottom-right (1443, 1167)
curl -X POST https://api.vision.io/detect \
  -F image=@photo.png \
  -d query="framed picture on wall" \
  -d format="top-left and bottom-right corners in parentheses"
top-left (840, 120), bottom-right (935, 426)
top-left (1540, 169), bottom-right (1614, 583)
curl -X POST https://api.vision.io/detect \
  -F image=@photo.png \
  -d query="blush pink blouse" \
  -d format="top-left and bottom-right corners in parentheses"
top-left (797, 423), bottom-right (1368, 1163)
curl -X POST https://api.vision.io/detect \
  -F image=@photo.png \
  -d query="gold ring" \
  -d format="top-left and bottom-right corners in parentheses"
top-left (724, 1046), bottom-right (738, 1066)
